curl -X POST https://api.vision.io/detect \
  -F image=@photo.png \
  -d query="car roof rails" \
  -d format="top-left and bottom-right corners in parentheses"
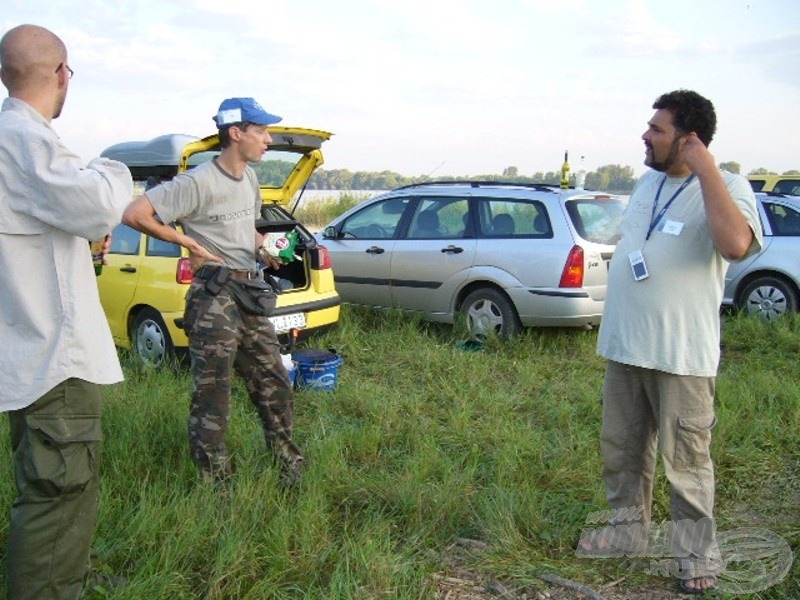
top-left (393, 180), bottom-right (561, 192)
top-left (760, 191), bottom-right (795, 198)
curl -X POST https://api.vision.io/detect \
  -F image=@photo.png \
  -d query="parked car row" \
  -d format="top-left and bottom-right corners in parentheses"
top-left (314, 183), bottom-right (800, 336)
top-left (93, 126), bottom-right (800, 369)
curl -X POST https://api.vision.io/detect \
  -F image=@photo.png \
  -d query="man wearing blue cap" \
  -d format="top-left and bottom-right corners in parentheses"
top-left (123, 97), bottom-right (304, 486)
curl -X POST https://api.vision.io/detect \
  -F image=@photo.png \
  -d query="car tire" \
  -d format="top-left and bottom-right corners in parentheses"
top-left (738, 275), bottom-right (799, 320)
top-left (132, 308), bottom-right (174, 369)
top-left (462, 287), bottom-right (522, 338)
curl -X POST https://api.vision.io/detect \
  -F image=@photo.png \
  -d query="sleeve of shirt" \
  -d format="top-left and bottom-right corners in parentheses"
top-left (724, 171), bottom-right (764, 260)
top-left (145, 172), bottom-right (202, 225)
top-left (11, 130), bottom-right (133, 240)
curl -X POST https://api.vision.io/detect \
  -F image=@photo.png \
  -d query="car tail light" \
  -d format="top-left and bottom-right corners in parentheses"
top-left (311, 245), bottom-right (333, 270)
top-left (559, 245), bottom-right (584, 288)
top-left (177, 257), bottom-right (194, 284)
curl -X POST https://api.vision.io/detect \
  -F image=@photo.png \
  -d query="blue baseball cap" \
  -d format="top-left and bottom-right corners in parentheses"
top-left (212, 97), bottom-right (282, 127)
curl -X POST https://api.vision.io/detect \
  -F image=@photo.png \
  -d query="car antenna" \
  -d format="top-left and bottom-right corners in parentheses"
top-left (426, 161), bottom-right (446, 178)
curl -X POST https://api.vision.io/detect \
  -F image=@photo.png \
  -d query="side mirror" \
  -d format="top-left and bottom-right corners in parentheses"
top-left (323, 226), bottom-right (338, 239)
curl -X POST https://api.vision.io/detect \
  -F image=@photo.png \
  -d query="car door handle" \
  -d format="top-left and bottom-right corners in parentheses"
top-left (441, 245), bottom-right (464, 254)
top-left (120, 266), bottom-right (137, 273)
top-left (366, 246), bottom-right (385, 255)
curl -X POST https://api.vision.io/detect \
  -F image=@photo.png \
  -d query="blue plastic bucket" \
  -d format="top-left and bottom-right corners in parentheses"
top-left (292, 348), bottom-right (342, 391)
top-left (281, 353), bottom-right (298, 388)
top-left (287, 363), bottom-right (298, 388)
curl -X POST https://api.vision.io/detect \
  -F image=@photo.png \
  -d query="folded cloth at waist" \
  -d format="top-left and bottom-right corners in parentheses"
top-left (195, 265), bottom-right (262, 281)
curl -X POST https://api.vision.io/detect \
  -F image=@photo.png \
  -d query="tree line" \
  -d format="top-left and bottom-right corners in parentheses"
top-left (305, 164), bottom-right (638, 193)
top-left (302, 162), bottom-right (800, 194)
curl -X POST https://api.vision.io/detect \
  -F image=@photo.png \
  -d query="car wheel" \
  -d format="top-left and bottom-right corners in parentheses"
top-left (462, 287), bottom-right (522, 338)
top-left (738, 275), bottom-right (799, 320)
top-left (132, 308), bottom-right (174, 368)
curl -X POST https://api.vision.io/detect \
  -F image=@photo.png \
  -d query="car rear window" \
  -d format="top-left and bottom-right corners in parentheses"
top-left (773, 179), bottom-right (800, 196)
top-left (477, 198), bottom-right (552, 238)
top-left (408, 197), bottom-right (470, 239)
top-left (566, 198), bottom-right (625, 245)
top-left (187, 149), bottom-right (310, 190)
top-left (765, 202), bottom-right (800, 236)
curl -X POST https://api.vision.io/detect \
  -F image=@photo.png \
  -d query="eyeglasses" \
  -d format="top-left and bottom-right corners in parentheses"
top-left (55, 62), bottom-right (74, 79)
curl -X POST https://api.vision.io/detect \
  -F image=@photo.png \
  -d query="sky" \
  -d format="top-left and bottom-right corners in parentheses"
top-left (2, 0), bottom-right (799, 179)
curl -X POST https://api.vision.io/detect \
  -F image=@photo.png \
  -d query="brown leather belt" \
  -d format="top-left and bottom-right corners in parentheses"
top-left (195, 266), bottom-right (261, 281)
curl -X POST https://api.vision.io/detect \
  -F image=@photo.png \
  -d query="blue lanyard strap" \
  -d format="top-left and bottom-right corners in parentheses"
top-left (647, 174), bottom-right (696, 240)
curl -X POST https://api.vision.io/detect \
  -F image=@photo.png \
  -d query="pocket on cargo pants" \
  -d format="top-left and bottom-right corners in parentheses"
top-left (673, 414), bottom-right (716, 470)
top-left (19, 415), bottom-right (101, 497)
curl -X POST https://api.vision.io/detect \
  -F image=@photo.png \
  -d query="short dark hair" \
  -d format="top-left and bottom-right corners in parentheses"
top-left (217, 121), bottom-right (255, 148)
top-left (653, 90), bottom-right (717, 146)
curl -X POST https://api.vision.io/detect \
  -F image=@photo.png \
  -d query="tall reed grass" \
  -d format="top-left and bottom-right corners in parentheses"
top-left (292, 193), bottom-right (369, 230)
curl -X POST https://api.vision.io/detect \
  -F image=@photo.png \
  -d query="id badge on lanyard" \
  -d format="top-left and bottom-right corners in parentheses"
top-left (630, 174), bottom-right (695, 282)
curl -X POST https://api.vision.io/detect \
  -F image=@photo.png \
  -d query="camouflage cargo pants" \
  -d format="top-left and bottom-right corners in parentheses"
top-left (183, 281), bottom-right (303, 481)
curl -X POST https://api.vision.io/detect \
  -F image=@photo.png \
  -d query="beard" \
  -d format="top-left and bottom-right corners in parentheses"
top-left (645, 136), bottom-right (681, 173)
top-left (53, 87), bottom-right (67, 119)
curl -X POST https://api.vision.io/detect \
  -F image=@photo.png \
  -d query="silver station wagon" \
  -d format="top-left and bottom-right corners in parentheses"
top-left (316, 181), bottom-right (626, 338)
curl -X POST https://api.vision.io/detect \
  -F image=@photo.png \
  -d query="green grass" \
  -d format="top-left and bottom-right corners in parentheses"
top-left (0, 308), bottom-right (797, 599)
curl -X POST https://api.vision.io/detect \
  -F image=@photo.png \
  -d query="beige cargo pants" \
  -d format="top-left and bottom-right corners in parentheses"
top-left (599, 360), bottom-right (722, 579)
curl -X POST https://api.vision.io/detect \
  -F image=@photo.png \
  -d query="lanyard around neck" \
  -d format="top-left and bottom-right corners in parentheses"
top-left (647, 174), bottom-right (696, 240)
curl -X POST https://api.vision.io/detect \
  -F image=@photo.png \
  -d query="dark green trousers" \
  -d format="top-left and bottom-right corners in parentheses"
top-left (7, 378), bottom-right (103, 600)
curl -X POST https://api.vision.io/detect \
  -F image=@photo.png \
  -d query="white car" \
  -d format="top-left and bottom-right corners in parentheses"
top-left (316, 181), bottom-right (626, 337)
top-left (723, 192), bottom-right (800, 319)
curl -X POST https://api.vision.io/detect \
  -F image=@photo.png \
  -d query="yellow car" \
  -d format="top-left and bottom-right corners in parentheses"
top-left (98, 127), bottom-right (340, 368)
top-left (748, 174), bottom-right (800, 195)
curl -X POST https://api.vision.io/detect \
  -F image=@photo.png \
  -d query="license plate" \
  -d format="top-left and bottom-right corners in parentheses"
top-left (269, 312), bottom-right (306, 333)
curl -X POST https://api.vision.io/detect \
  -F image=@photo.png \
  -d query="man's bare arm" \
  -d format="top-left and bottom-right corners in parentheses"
top-left (681, 134), bottom-right (754, 260)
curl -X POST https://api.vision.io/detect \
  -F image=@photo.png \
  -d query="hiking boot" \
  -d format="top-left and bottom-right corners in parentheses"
top-left (279, 457), bottom-right (305, 488)
top-left (84, 570), bottom-right (128, 594)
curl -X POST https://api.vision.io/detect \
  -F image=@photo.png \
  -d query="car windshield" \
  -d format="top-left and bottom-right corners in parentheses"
top-left (566, 198), bottom-right (626, 245)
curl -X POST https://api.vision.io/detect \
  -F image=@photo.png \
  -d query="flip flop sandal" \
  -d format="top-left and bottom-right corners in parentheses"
top-left (677, 576), bottom-right (718, 595)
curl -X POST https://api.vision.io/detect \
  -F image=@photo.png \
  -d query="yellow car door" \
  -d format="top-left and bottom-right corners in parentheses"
top-left (96, 223), bottom-right (145, 346)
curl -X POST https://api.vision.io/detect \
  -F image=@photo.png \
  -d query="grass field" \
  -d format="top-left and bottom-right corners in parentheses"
top-left (0, 307), bottom-right (797, 599)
